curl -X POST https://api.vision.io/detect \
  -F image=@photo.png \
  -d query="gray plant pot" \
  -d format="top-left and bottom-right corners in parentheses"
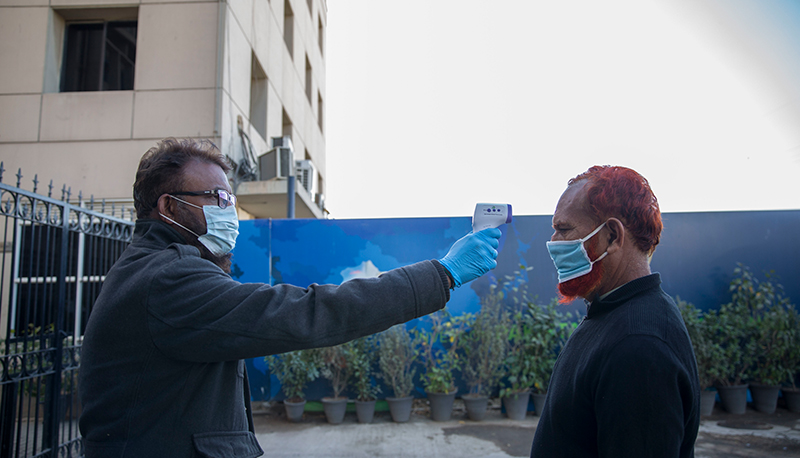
top-left (502, 391), bottom-right (530, 421)
top-left (531, 393), bottom-right (547, 416)
top-left (700, 390), bottom-right (716, 416)
top-left (355, 399), bottom-right (376, 424)
top-left (283, 399), bottom-right (306, 422)
top-left (462, 394), bottom-right (489, 421)
top-left (717, 384), bottom-right (748, 415)
top-left (386, 396), bottom-right (413, 423)
top-left (427, 390), bottom-right (457, 422)
top-left (749, 384), bottom-right (780, 414)
top-left (322, 397), bottom-right (348, 424)
top-left (782, 387), bottom-right (800, 413)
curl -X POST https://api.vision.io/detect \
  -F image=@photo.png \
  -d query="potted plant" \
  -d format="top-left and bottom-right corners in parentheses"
top-left (499, 304), bottom-right (535, 421)
top-left (525, 297), bottom-right (574, 416)
top-left (707, 265), bottom-right (759, 414)
top-left (378, 325), bottom-right (418, 422)
top-left (678, 298), bottom-right (724, 416)
top-left (346, 335), bottom-right (381, 423)
top-left (460, 285), bottom-right (509, 421)
top-left (265, 349), bottom-right (321, 422)
top-left (782, 303), bottom-right (800, 413)
top-left (414, 309), bottom-right (469, 422)
top-left (319, 344), bottom-right (352, 424)
top-left (750, 301), bottom-right (792, 413)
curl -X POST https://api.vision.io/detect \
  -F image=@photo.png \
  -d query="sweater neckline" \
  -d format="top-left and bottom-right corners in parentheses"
top-left (586, 273), bottom-right (662, 319)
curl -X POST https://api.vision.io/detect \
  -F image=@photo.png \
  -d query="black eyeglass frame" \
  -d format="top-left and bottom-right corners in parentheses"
top-left (170, 190), bottom-right (237, 209)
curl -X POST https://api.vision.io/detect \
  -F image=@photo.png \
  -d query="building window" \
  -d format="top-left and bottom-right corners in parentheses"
top-left (282, 109), bottom-right (293, 138)
top-left (318, 17), bottom-right (324, 56)
top-left (283, 0), bottom-right (294, 58)
top-left (305, 56), bottom-right (312, 102)
top-left (61, 21), bottom-right (137, 92)
top-left (250, 54), bottom-right (268, 140)
top-left (317, 91), bottom-right (324, 133)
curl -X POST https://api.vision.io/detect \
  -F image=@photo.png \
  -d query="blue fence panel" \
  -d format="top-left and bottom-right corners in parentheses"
top-left (233, 210), bottom-right (800, 401)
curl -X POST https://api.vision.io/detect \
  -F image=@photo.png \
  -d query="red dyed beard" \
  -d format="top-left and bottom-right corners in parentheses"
top-left (557, 237), bottom-right (605, 304)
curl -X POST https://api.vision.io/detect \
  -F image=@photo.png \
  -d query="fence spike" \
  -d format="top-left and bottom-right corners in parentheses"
top-left (102, 198), bottom-right (106, 213)
top-left (78, 190), bottom-right (83, 205)
top-left (16, 169), bottom-right (23, 188)
top-left (48, 180), bottom-right (54, 198)
top-left (33, 174), bottom-right (39, 193)
top-left (0, 162), bottom-right (4, 183)
top-left (90, 195), bottom-right (95, 211)
top-left (112, 202), bottom-right (116, 217)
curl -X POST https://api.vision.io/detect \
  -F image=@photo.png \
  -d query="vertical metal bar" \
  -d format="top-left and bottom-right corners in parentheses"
top-left (74, 229), bottom-right (85, 340)
top-left (43, 203), bottom-right (69, 457)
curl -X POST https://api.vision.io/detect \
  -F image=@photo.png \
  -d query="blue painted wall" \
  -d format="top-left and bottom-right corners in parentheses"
top-left (234, 210), bottom-right (800, 401)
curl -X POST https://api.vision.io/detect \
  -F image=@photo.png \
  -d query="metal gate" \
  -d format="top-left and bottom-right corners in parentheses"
top-left (0, 166), bottom-right (134, 458)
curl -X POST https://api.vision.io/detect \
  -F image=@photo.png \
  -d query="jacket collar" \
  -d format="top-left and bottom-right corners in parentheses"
top-left (133, 218), bottom-right (188, 248)
top-left (586, 273), bottom-right (662, 319)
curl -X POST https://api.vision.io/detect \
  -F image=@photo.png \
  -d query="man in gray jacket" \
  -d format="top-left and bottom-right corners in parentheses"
top-left (79, 138), bottom-right (502, 458)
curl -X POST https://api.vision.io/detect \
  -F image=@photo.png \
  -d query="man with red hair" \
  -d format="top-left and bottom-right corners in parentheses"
top-left (531, 166), bottom-right (700, 458)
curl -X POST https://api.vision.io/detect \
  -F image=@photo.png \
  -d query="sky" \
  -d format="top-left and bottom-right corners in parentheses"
top-left (323, 0), bottom-right (800, 220)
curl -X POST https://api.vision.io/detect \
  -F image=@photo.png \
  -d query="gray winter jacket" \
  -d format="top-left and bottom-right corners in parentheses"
top-left (79, 219), bottom-right (450, 457)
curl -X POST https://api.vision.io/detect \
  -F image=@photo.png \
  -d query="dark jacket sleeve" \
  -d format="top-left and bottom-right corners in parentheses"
top-left (145, 245), bottom-right (449, 362)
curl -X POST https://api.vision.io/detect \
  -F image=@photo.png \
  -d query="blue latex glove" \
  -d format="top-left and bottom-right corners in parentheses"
top-left (438, 228), bottom-right (502, 288)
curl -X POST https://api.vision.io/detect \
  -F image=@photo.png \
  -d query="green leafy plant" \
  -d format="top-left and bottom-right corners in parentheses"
top-left (265, 349), bottom-right (321, 402)
top-left (525, 298), bottom-right (574, 394)
top-left (784, 304), bottom-right (800, 389)
top-left (414, 309), bottom-right (470, 394)
top-left (497, 270), bottom-right (573, 398)
top-left (378, 325), bottom-right (417, 398)
top-left (319, 344), bottom-right (351, 399)
top-left (346, 335), bottom-right (382, 402)
top-left (677, 298), bottom-right (724, 389)
top-left (460, 285), bottom-right (509, 396)
top-left (729, 265), bottom-right (798, 386)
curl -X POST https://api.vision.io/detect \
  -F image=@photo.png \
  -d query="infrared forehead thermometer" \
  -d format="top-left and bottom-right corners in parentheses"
top-left (472, 203), bottom-right (512, 232)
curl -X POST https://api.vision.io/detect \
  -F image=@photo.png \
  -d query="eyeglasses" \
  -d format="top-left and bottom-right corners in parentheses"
top-left (171, 190), bottom-right (237, 209)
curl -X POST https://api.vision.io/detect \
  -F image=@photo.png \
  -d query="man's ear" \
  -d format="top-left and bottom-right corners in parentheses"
top-left (156, 194), bottom-right (177, 223)
top-left (605, 218), bottom-right (625, 255)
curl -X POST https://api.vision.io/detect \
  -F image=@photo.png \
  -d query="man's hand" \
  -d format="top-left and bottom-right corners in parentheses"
top-left (438, 228), bottom-right (502, 288)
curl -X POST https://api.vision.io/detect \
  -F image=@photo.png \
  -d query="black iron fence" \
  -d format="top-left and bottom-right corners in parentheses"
top-left (0, 165), bottom-right (134, 458)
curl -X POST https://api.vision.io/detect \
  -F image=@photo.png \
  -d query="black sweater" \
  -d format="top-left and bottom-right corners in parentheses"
top-left (530, 274), bottom-right (700, 458)
top-left (79, 220), bottom-right (451, 458)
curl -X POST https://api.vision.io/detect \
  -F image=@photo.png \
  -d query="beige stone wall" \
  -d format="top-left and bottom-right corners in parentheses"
top-left (0, 0), bottom-right (326, 202)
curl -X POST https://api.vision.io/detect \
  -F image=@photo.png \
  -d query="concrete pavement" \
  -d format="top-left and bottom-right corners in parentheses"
top-left (253, 398), bottom-right (800, 457)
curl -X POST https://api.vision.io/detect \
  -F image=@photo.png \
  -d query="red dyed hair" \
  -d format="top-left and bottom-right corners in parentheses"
top-left (569, 165), bottom-right (662, 254)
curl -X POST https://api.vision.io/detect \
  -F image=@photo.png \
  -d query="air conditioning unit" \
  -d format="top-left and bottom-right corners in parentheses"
top-left (259, 141), bottom-right (294, 181)
top-left (271, 135), bottom-right (293, 150)
top-left (295, 160), bottom-right (317, 194)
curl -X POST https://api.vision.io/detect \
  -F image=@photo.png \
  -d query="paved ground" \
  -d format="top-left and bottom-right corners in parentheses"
top-left (253, 398), bottom-right (800, 457)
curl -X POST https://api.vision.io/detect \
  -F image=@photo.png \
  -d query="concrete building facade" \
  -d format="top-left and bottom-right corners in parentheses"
top-left (0, 0), bottom-right (327, 219)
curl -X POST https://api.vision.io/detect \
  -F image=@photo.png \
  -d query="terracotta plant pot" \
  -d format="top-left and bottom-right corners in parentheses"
top-left (355, 399), bottom-right (376, 424)
top-left (386, 396), bottom-right (413, 423)
top-left (717, 384), bottom-right (748, 415)
top-left (749, 384), bottom-right (780, 414)
top-left (501, 391), bottom-right (530, 421)
top-left (427, 390), bottom-right (457, 422)
top-left (283, 399), bottom-right (306, 422)
top-left (321, 397), bottom-right (348, 424)
top-left (462, 394), bottom-right (489, 421)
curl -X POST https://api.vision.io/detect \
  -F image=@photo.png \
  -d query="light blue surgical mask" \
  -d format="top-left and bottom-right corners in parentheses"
top-left (546, 221), bottom-right (608, 283)
top-left (160, 196), bottom-right (239, 256)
